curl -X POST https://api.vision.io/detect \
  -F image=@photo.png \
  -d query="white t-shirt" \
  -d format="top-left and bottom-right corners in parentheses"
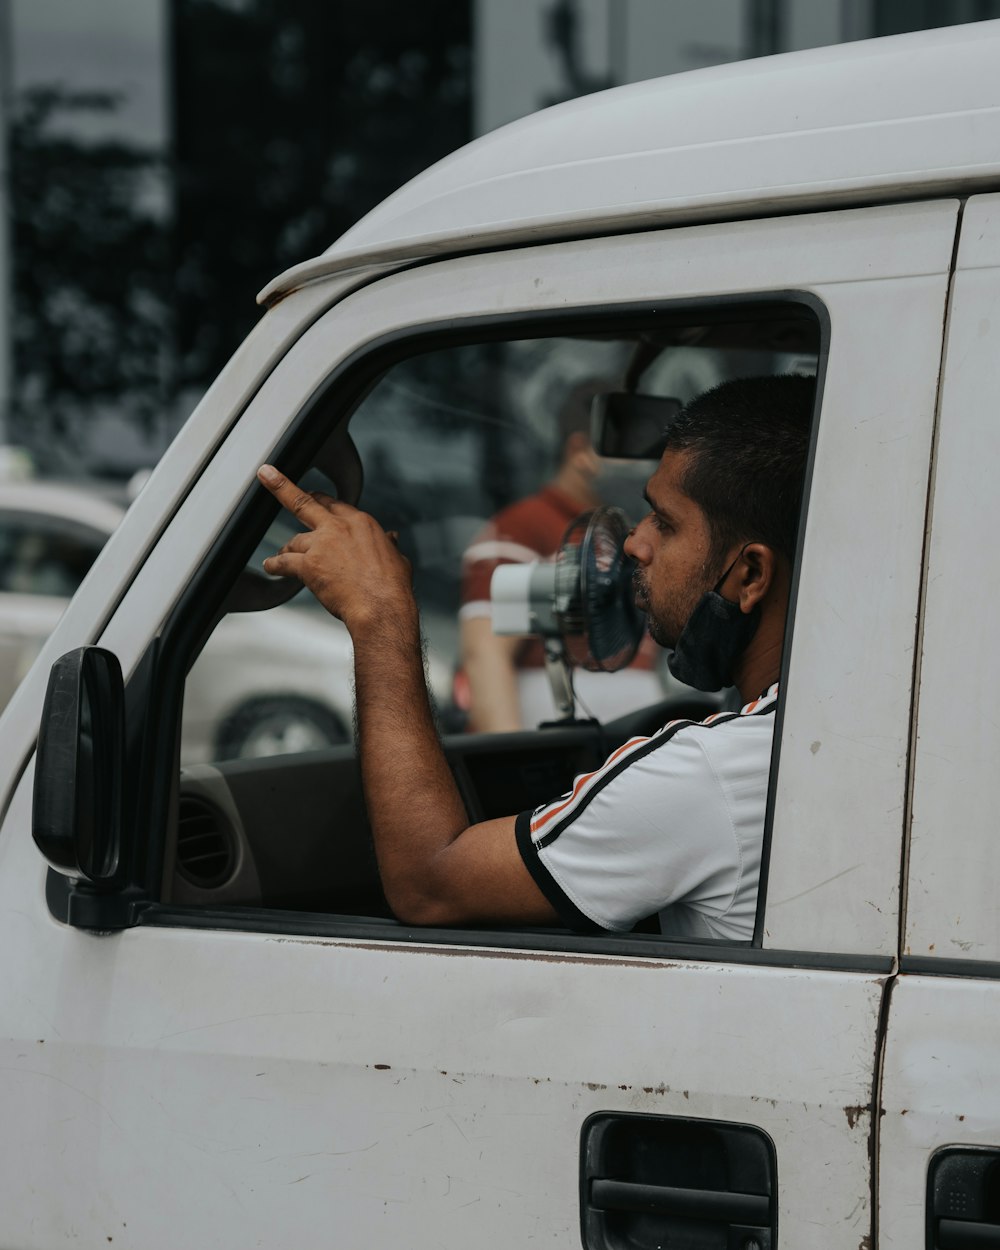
top-left (515, 684), bottom-right (778, 940)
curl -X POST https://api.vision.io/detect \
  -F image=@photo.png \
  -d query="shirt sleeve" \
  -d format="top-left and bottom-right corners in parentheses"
top-left (460, 498), bottom-right (553, 614)
top-left (515, 721), bottom-right (743, 932)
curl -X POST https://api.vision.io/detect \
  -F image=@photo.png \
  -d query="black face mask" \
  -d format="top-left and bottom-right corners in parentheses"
top-left (666, 549), bottom-right (760, 692)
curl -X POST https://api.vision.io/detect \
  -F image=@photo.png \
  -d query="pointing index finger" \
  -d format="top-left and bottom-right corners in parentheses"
top-left (257, 464), bottom-right (328, 528)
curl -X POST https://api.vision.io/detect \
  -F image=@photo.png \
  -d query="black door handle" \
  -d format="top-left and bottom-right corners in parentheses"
top-left (591, 1178), bottom-right (770, 1225)
top-left (928, 1147), bottom-right (1000, 1250)
top-left (938, 1218), bottom-right (1000, 1249)
top-left (581, 1113), bottom-right (777, 1250)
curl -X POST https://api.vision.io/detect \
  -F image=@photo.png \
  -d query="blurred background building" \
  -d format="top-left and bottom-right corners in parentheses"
top-left (0, 0), bottom-right (997, 478)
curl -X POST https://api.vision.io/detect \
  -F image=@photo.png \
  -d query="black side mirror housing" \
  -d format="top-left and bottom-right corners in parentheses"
top-left (33, 646), bottom-right (125, 884)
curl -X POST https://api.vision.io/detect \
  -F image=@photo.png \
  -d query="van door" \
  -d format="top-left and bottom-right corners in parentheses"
top-left (879, 194), bottom-right (1000, 1248)
top-left (0, 200), bottom-right (956, 1248)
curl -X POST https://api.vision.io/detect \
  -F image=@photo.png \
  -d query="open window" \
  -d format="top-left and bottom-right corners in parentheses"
top-left (151, 299), bottom-right (820, 944)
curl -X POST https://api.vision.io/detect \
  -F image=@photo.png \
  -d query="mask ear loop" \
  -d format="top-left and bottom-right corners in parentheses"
top-left (712, 543), bottom-right (751, 595)
top-left (705, 542), bottom-right (760, 600)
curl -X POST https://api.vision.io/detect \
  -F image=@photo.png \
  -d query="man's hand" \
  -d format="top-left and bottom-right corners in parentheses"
top-left (257, 464), bottom-right (414, 632)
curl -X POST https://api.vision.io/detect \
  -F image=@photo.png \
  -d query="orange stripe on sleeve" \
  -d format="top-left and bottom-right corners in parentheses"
top-left (530, 735), bottom-right (648, 833)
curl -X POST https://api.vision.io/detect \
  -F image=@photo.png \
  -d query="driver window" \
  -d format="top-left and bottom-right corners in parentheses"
top-left (180, 318), bottom-right (818, 769)
top-left (169, 308), bottom-right (818, 933)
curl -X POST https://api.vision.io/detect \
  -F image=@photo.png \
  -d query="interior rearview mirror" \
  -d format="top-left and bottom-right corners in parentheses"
top-left (591, 392), bottom-right (682, 460)
top-left (32, 646), bottom-right (125, 883)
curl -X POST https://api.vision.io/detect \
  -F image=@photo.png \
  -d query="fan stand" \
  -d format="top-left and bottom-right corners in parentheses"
top-left (489, 505), bottom-right (641, 728)
top-left (542, 637), bottom-right (577, 723)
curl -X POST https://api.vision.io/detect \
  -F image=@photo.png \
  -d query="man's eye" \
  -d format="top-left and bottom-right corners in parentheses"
top-left (651, 513), bottom-right (671, 533)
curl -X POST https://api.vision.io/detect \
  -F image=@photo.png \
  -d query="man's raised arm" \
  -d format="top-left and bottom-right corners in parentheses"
top-left (256, 465), bottom-right (557, 928)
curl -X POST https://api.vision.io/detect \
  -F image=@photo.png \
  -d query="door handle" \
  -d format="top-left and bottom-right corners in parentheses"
top-left (590, 1178), bottom-right (770, 1225)
top-left (581, 1112), bottom-right (776, 1250)
top-left (938, 1218), bottom-right (1000, 1249)
top-left (928, 1147), bottom-right (1000, 1250)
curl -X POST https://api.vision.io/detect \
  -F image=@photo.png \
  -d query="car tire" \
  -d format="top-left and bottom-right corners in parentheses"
top-left (215, 697), bottom-right (349, 761)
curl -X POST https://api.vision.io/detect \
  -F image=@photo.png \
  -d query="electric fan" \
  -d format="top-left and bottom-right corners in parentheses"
top-left (490, 506), bottom-right (645, 722)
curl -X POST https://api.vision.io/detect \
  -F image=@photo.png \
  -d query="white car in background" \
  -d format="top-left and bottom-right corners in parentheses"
top-left (0, 478), bottom-right (419, 763)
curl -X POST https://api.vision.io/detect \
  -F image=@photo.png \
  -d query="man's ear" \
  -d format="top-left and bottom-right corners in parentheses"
top-left (736, 543), bottom-right (781, 614)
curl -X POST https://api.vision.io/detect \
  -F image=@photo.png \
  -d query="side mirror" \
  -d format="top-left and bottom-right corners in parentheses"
top-left (591, 393), bottom-right (682, 460)
top-left (32, 646), bottom-right (125, 883)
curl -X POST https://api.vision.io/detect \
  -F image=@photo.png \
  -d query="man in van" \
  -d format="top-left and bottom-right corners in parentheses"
top-left (257, 373), bottom-right (813, 939)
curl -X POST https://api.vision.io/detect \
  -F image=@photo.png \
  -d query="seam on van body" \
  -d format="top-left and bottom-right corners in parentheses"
top-left (897, 198), bottom-right (966, 963)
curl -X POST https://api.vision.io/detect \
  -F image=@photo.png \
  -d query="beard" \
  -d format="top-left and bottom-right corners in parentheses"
top-left (645, 615), bottom-right (673, 648)
top-left (633, 564), bottom-right (711, 650)
top-left (633, 567), bottom-right (679, 649)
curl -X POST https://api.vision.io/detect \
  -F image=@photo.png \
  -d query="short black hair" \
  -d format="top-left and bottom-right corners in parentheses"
top-left (662, 374), bottom-right (815, 565)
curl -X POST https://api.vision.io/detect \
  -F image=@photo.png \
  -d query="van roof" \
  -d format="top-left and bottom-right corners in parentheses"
top-left (260, 21), bottom-right (1000, 306)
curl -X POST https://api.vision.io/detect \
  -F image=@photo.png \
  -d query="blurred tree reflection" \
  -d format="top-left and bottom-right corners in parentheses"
top-left (8, 2), bottom-right (471, 469)
top-left (173, 0), bottom-right (471, 393)
top-left (9, 86), bottom-right (170, 463)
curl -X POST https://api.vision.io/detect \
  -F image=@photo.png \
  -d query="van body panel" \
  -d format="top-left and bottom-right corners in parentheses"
top-left (880, 973), bottom-right (1000, 1246)
top-left (0, 769), bottom-right (886, 1248)
top-left (907, 193), bottom-right (1000, 964)
top-left (760, 252), bottom-right (951, 956)
top-left (261, 23), bottom-right (1000, 303)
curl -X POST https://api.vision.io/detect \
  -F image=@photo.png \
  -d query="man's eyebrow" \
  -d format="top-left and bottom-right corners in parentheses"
top-left (643, 487), bottom-right (679, 525)
top-left (643, 488), bottom-right (666, 514)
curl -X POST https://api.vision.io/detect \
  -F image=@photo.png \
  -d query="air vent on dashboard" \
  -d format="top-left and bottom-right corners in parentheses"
top-left (176, 796), bottom-right (236, 888)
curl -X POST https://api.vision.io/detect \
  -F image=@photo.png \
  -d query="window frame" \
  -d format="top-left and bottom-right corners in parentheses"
top-left (41, 292), bottom-right (829, 962)
top-left (46, 197), bottom-right (959, 966)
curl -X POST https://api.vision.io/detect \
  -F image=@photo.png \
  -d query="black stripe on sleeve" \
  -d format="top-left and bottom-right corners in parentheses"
top-left (515, 810), bottom-right (602, 933)
top-left (534, 700), bottom-right (777, 850)
top-left (534, 717), bottom-right (706, 849)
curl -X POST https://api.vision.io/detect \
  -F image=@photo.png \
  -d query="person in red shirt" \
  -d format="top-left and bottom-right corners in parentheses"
top-left (458, 380), bottom-right (660, 732)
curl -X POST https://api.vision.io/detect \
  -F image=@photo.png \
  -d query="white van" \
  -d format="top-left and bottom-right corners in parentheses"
top-left (1, 21), bottom-right (999, 1248)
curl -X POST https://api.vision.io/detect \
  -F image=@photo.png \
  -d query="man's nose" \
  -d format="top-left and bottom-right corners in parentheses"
top-left (623, 518), bottom-right (649, 563)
